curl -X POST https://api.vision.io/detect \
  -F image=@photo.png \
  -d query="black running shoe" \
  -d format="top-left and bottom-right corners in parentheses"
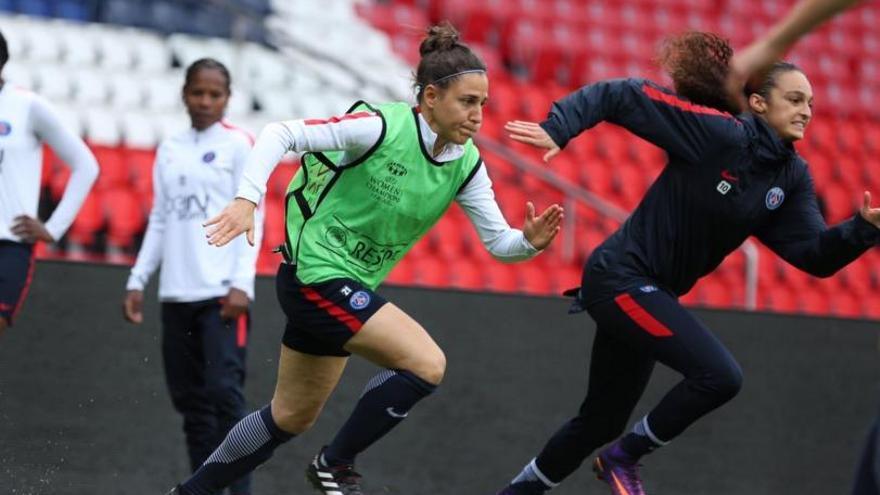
top-left (306, 451), bottom-right (365, 495)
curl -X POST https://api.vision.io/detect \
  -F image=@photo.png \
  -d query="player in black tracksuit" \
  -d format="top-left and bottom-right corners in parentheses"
top-left (497, 33), bottom-right (880, 495)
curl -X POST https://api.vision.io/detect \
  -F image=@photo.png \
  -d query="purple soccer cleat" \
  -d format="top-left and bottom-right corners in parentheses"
top-left (592, 442), bottom-right (647, 495)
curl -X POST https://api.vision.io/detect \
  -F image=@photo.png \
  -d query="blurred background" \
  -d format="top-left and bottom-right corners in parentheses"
top-left (2, 0), bottom-right (879, 319)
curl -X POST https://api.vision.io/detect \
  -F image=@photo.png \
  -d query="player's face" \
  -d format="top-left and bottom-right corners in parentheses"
top-left (427, 73), bottom-right (488, 145)
top-left (752, 70), bottom-right (813, 142)
top-left (183, 68), bottom-right (230, 131)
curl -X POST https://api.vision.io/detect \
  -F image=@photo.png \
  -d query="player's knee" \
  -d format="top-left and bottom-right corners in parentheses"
top-left (411, 349), bottom-right (446, 386)
top-left (271, 401), bottom-right (321, 434)
top-left (706, 360), bottom-right (743, 403)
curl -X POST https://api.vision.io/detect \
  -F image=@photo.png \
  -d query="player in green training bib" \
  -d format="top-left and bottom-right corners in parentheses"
top-left (174, 23), bottom-right (563, 495)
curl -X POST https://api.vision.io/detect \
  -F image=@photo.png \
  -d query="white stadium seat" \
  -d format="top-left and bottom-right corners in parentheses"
top-left (121, 112), bottom-right (159, 149)
top-left (84, 107), bottom-right (122, 146)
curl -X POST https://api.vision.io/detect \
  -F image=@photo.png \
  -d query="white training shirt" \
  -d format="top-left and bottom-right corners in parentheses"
top-left (236, 107), bottom-right (539, 262)
top-left (0, 83), bottom-right (99, 242)
top-left (126, 121), bottom-right (263, 302)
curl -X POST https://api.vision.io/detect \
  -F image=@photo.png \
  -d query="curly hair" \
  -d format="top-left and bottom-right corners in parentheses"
top-left (658, 31), bottom-right (736, 114)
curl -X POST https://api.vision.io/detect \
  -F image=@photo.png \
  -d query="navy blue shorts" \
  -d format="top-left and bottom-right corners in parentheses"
top-left (276, 263), bottom-right (387, 357)
top-left (0, 241), bottom-right (35, 325)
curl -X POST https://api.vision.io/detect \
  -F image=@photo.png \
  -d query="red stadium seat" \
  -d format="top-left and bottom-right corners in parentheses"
top-left (104, 187), bottom-right (145, 249)
top-left (484, 263), bottom-right (518, 292)
top-left (449, 258), bottom-right (485, 291)
top-left (385, 256), bottom-right (415, 286)
top-left (89, 144), bottom-right (126, 191)
top-left (412, 256), bottom-right (450, 287)
top-left (67, 190), bottom-right (104, 246)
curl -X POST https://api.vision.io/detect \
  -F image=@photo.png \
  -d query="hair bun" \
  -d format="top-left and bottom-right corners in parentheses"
top-left (419, 21), bottom-right (461, 56)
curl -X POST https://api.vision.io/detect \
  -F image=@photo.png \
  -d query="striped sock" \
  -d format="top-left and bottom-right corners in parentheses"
top-left (180, 405), bottom-right (294, 495)
top-left (322, 369), bottom-right (436, 467)
top-left (511, 458), bottom-right (557, 491)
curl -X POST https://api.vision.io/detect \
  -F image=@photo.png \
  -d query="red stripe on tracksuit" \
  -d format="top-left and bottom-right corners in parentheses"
top-left (236, 313), bottom-right (248, 347)
top-left (614, 293), bottom-right (674, 337)
top-left (303, 112), bottom-right (375, 126)
top-left (641, 83), bottom-right (734, 120)
top-left (12, 247), bottom-right (36, 319)
top-left (300, 287), bottom-right (363, 333)
top-left (220, 119), bottom-right (256, 145)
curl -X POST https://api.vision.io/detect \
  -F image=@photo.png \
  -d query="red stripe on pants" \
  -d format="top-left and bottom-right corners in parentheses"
top-left (300, 287), bottom-right (363, 333)
top-left (236, 314), bottom-right (248, 347)
top-left (614, 293), bottom-right (674, 337)
top-left (12, 246), bottom-right (36, 319)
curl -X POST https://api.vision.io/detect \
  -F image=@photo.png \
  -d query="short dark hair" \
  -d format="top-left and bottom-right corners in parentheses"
top-left (184, 58), bottom-right (231, 91)
top-left (0, 30), bottom-right (8, 70)
top-left (657, 31), bottom-right (737, 114)
top-left (746, 61), bottom-right (804, 100)
top-left (413, 21), bottom-right (486, 102)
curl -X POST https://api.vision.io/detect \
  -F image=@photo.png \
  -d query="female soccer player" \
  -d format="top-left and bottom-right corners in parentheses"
top-left (497, 32), bottom-right (880, 495)
top-left (168, 23), bottom-right (563, 495)
top-left (122, 59), bottom-right (261, 495)
top-left (0, 29), bottom-right (99, 338)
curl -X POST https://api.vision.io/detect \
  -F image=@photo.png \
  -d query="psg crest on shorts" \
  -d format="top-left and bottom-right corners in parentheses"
top-left (765, 187), bottom-right (785, 210)
top-left (202, 151), bottom-right (216, 163)
top-left (349, 291), bottom-right (371, 310)
top-left (0, 121), bottom-right (11, 136)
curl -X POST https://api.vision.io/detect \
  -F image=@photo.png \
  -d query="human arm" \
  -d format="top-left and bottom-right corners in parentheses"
top-left (456, 164), bottom-right (562, 262)
top-left (509, 78), bottom-right (741, 165)
top-left (208, 112), bottom-right (382, 247)
top-left (755, 169), bottom-right (880, 277)
top-left (26, 96), bottom-right (99, 242)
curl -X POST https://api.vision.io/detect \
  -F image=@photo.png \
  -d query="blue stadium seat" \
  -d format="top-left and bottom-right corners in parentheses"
top-left (146, 0), bottom-right (192, 34)
top-left (0, 0), bottom-right (14, 14)
top-left (100, 0), bottom-right (148, 28)
top-left (14, 0), bottom-right (51, 16)
top-left (54, 0), bottom-right (93, 21)
top-left (190, 5), bottom-right (232, 38)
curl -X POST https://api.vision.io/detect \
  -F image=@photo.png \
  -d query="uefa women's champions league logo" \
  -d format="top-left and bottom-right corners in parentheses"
top-left (765, 187), bottom-right (785, 210)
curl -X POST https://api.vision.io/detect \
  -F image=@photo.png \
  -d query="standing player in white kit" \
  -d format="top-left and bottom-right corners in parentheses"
top-left (0, 28), bottom-right (99, 338)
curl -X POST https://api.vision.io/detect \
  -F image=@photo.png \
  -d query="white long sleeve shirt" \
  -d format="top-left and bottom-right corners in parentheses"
top-left (126, 121), bottom-right (263, 301)
top-left (236, 107), bottom-right (538, 262)
top-left (0, 83), bottom-right (99, 242)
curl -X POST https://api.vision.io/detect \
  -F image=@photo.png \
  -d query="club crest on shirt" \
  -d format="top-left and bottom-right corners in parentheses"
top-left (349, 290), bottom-right (371, 310)
top-left (202, 151), bottom-right (216, 163)
top-left (765, 187), bottom-right (785, 210)
top-left (0, 121), bottom-right (11, 136)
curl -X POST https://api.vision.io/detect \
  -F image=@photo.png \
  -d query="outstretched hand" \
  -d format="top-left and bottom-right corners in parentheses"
top-left (204, 198), bottom-right (257, 247)
top-left (860, 191), bottom-right (880, 229)
top-left (523, 202), bottom-right (564, 250)
top-left (505, 121), bottom-right (561, 163)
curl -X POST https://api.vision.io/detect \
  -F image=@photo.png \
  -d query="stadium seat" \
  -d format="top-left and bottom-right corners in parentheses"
top-left (104, 187), bottom-right (145, 250)
top-left (67, 190), bottom-right (104, 246)
top-left (448, 258), bottom-right (484, 291)
top-left (14, 0), bottom-right (51, 17)
top-left (89, 143), bottom-right (127, 190)
top-left (53, 0), bottom-right (91, 21)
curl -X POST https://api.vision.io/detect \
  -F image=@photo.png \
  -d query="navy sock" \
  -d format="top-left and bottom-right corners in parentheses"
top-left (619, 415), bottom-right (667, 459)
top-left (180, 405), bottom-right (294, 495)
top-left (322, 369), bottom-right (436, 467)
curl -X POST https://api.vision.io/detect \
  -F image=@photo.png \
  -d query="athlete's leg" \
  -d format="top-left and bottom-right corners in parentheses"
top-left (853, 410), bottom-right (880, 495)
top-left (161, 302), bottom-right (216, 472)
top-left (179, 345), bottom-right (348, 495)
top-left (0, 316), bottom-right (7, 339)
top-left (199, 303), bottom-right (250, 494)
top-left (320, 302), bottom-right (443, 467)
